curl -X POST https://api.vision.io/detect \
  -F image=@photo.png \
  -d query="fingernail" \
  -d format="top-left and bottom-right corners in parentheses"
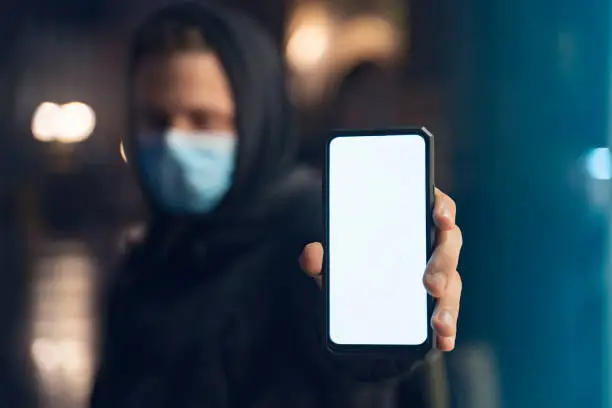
top-left (446, 336), bottom-right (456, 349)
top-left (426, 272), bottom-right (447, 293)
top-left (437, 310), bottom-right (455, 328)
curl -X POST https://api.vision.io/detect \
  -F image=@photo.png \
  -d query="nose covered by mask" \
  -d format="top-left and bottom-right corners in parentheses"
top-left (136, 129), bottom-right (237, 214)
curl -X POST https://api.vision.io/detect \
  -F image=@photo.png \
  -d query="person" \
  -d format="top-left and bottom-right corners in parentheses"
top-left (299, 63), bottom-right (398, 172)
top-left (90, 2), bottom-right (463, 408)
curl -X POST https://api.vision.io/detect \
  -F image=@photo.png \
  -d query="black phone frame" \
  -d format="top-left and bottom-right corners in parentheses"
top-left (323, 127), bottom-right (435, 358)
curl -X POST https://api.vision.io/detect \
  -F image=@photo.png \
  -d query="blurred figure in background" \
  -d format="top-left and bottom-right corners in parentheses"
top-left (328, 63), bottom-right (398, 130)
top-left (299, 62), bottom-right (399, 172)
top-left (90, 2), bottom-right (462, 408)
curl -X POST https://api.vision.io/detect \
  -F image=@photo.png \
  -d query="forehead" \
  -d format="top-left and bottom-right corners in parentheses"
top-left (134, 51), bottom-right (235, 115)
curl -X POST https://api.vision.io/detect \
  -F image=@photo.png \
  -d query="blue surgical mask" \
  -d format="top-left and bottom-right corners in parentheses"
top-left (137, 129), bottom-right (237, 214)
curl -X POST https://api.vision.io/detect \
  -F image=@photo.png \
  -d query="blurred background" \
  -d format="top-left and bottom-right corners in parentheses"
top-left (0, 0), bottom-right (609, 407)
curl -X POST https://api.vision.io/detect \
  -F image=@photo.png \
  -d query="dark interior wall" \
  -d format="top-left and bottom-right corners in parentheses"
top-left (0, 5), bottom-right (41, 407)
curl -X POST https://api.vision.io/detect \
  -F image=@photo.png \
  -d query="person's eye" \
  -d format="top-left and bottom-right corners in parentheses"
top-left (142, 110), bottom-right (169, 131)
top-left (190, 111), bottom-right (210, 130)
top-left (206, 112), bottom-right (234, 131)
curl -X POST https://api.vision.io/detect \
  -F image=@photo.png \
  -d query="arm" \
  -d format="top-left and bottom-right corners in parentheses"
top-left (89, 234), bottom-right (165, 408)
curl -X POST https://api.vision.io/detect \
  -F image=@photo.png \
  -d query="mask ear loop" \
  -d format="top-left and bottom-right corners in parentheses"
top-left (121, 135), bottom-right (133, 165)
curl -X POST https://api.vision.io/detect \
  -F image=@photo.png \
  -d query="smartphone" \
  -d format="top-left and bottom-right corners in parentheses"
top-left (324, 127), bottom-right (434, 355)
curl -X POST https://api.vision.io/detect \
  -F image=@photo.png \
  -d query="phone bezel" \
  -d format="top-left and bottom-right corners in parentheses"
top-left (323, 127), bottom-right (435, 357)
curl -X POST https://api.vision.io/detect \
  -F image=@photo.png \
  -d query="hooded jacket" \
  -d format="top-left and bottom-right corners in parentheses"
top-left (89, 3), bottom-right (434, 408)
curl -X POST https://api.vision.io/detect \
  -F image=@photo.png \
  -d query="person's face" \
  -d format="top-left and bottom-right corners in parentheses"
top-left (133, 51), bottom-right (236, 137)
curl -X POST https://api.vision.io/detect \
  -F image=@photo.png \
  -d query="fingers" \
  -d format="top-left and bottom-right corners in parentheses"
top-left (433, 188), bottom-right (456, 231)
top-left (423, 226), bottom-right (462, 297)
top-left (426, 190), bottom-right (462, 351)
top-left (436, 335), bottom-right (456, 352)
top-left (431, 270), bottom-right (461, 339)
top-left (299, 242), bottom-right (323, 287)
top-left (426, 232), bottom-right (462, 346)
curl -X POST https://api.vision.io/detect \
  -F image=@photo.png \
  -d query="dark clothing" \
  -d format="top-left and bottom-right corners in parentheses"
top-left (90, 3), bottom-right (434, 408)
top-left (91, 169), bottom-right (431, 408)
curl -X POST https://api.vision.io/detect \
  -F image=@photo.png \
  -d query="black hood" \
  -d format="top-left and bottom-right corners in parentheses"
top-left (125, 2), bottom-right (321, 242)
top-left (126, 2), bottom-right (302, 215)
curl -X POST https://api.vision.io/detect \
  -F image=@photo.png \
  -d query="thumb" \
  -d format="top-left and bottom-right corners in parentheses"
top-left (299, 242), bottom-right (324, 286)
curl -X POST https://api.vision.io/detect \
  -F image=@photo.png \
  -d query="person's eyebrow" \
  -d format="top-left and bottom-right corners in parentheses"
top-left (192, 103), bottom-right (235, 119)
top-left (137, 100), bottom-right (234, 119)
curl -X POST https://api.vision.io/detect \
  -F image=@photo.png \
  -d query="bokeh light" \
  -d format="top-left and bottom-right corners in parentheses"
top-left (57, 102), bottom-right (96, 143)
top-left (32, 102), bottom-right (63, 142)
top-left (31, 101), bottom-right (96, 143)
top-left (287, 24), bottom-right (330, 70)
top-left (585, 147), bottom-right (611, 180)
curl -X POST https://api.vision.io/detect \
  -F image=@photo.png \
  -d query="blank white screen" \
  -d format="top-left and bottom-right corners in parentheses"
top-left (328, 134), bottom-right (428, 346)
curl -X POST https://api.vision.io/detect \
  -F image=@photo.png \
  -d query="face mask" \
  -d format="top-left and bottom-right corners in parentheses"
top-left (137, 129), bottom-right (237, 214)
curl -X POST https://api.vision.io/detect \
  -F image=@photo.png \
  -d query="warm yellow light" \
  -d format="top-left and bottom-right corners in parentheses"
top-left (31, 101), bottom-right (96, 143)
top-left (32, 102), bottom-right (62, 142)
top-left (56, 102), bottom-right (96, 143)
top-left (287, 24), bottom-right (330, 69)
top-left (286, 5), bottom-right (332, 71)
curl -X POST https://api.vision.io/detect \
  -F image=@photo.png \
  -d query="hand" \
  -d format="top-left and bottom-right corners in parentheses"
top-left (299, 188), bottom-right (463, 352)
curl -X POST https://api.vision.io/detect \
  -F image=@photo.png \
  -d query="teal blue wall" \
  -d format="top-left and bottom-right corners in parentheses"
top-left (449, 0), bottom-right (610, 407)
